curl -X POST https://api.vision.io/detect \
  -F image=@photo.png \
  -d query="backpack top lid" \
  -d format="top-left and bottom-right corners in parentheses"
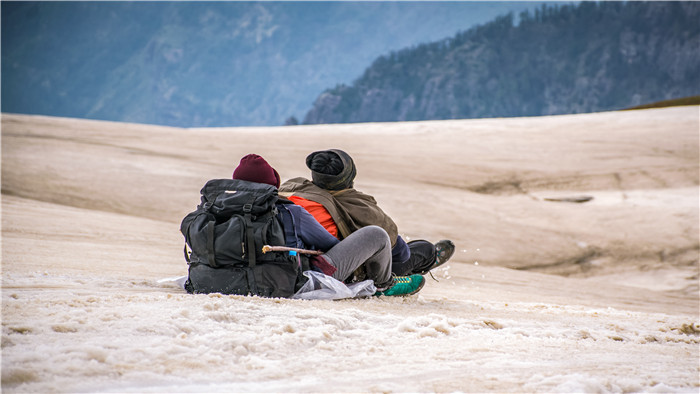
top-left (200, 179), bottom-right (278, 218)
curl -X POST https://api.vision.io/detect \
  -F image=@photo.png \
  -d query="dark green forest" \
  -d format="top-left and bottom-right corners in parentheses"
top-left (303, 2), bottom-right (700, 124)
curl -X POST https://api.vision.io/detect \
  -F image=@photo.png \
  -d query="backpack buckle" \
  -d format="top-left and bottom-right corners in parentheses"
top-left (243, 203), bottom-right (253, 213)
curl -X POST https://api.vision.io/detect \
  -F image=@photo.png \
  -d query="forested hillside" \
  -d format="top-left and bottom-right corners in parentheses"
top-left (1, 2), bottom-right (544, 127)
top-left (303, 2), bottom-right (700, 124)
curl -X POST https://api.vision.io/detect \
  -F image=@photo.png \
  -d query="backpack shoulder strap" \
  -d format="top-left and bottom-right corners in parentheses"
top-left (277, 204), bottom-right (302, 249)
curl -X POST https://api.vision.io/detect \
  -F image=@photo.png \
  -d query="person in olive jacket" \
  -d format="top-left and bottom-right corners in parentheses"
top-left (279, 149), bottom-right (455, 277)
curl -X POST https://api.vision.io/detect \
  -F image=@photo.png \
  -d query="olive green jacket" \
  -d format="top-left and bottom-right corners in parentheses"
top-left (279, 177), bottom-right (399, 247)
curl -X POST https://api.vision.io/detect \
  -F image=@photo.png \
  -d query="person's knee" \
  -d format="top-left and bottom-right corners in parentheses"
top-left (360, 225), bottom-right (391, 247)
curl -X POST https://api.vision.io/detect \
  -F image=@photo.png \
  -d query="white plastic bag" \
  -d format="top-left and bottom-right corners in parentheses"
top-left (157, 275), bottom-right (188, 289)
top-left (292, 271), bottom-right (377, 300)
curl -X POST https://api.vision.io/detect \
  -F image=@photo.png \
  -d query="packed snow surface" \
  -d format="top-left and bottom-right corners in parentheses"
top-left (2, 107), bottom-right (698, 392)
top-left (3, 267), bottom-right (699, 393)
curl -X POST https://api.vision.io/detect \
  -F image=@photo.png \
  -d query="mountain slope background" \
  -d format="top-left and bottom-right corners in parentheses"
top-left (303, 1), bottom-right (700, 124)
top-left (1, 1), bottom-right (555, 127)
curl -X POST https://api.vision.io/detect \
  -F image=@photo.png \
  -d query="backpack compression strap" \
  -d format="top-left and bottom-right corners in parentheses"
top-left (206, 220), bottom-right (217, 267)
top-left (243, 203), bottom-right (257, 268)
top-left (243, 204), bottom-right (278, 268)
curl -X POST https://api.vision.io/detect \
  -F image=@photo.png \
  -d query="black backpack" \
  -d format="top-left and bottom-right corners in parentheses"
top-left (180, 179), bottom-right (304, 297)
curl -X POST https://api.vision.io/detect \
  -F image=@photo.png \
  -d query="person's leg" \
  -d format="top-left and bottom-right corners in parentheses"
top-left (322, 225), bottom-right (393, 289)
top-left (391, 240), bottom-right (437, 276)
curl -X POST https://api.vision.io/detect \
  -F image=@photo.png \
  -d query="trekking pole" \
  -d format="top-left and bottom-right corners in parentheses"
top-left (261, 245), bottom-right (323, 255)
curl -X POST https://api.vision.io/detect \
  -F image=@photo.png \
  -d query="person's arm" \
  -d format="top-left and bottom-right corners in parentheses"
top-left (292, 205), bottom-right (340, 252)
top-left (391, 235), bottom-right (410, 264)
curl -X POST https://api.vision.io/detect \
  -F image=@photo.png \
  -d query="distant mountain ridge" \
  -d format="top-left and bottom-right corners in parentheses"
top-left (303, 2), bottom-right (700, 125)
top-left (1, 2), bottom-right (550, 127)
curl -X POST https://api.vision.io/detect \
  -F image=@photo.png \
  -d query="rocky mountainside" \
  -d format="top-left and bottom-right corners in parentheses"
top-left (1, 2), bottom-right (547, 127)
top-left (303, 2), bottom-right (700, 125)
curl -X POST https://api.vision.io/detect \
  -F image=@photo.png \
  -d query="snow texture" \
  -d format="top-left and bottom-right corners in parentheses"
top-left (2, 269), bottom-right (699, 393)
top-left (2, 107), bottom-right (698, 392)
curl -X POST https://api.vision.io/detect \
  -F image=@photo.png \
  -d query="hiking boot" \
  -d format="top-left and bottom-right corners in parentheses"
top-left (379, 274), bottom-right (425, 297)
top-left (417, 239), bottom-right (455, 275)
top-left (435, 239), bottom-right (455, 268)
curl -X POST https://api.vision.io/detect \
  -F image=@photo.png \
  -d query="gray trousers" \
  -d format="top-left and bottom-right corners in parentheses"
top-left (322, 225), bottom-right (393, 290)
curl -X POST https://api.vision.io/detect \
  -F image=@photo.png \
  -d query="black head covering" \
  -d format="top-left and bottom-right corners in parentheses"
top-left (305, 149), bottom-right (357, 190)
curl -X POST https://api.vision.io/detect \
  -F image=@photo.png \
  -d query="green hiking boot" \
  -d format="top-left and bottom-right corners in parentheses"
top-left (379, 274), bottom-right (425, 297)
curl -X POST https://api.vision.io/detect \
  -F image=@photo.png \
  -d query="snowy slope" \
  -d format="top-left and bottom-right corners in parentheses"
top-left (2, 107), bottom-right (698, 392)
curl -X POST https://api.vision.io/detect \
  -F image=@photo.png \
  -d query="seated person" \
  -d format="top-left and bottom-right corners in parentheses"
top-left (232, 154), bottom-right (425, 296)
top-left (279, 149), bottom-right (455, 277)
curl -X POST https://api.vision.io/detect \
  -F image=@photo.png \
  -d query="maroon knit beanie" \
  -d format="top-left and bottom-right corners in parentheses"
top-left (232, 154), bottom-right (281, 188)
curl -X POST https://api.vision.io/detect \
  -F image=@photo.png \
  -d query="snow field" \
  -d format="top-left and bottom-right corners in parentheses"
top-left (2, 271), bottom-right (698, 393)
top-left (2, 108), bottom-right (698, 392)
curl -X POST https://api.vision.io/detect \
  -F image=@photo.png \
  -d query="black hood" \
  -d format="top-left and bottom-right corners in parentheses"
top-left (305, 149), bottom-right (357, 191)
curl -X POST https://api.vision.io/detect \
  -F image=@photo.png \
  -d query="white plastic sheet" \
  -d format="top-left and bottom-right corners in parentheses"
top-left (158, 271), bottom-right (376, 300)
top-left (157, 275), bottom-right (188, 288)
top-left (292, 271), bottom-right (377, 300)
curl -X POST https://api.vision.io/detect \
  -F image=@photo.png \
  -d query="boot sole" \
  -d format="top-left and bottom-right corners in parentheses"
top-left (403, 277), bottom-right (426, 296)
